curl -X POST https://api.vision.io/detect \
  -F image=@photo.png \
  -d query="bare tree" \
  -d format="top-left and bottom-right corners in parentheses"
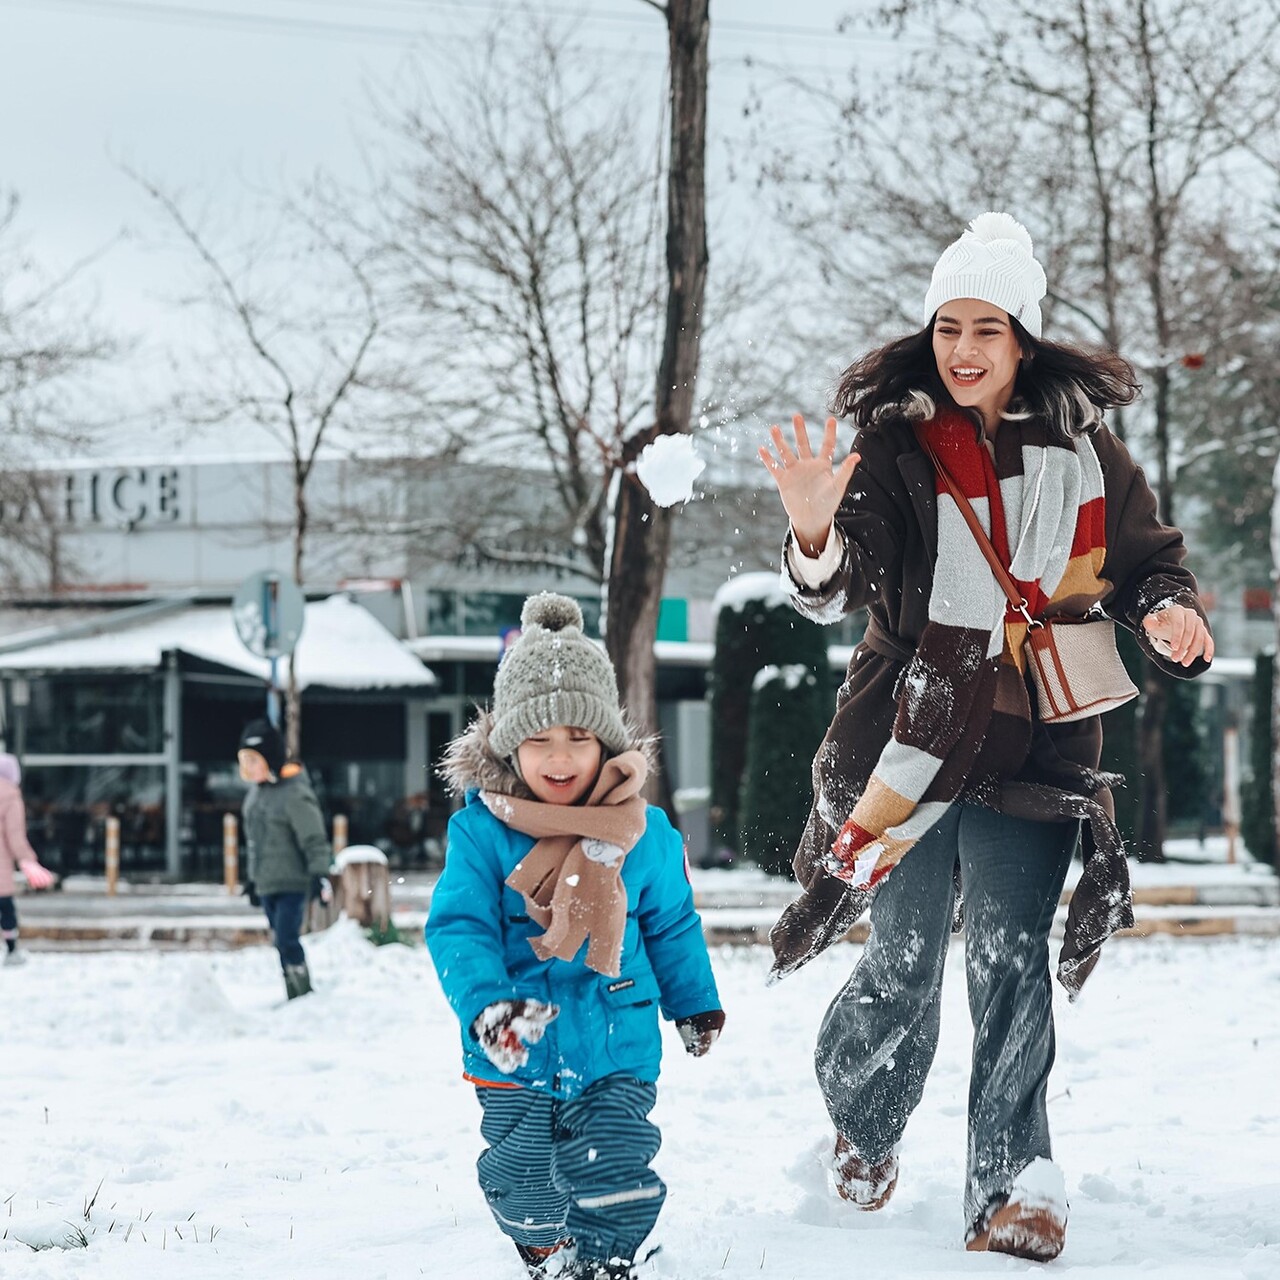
top-left (131, 172), bottom-right (403, 756)
top-left (377, 25), bottom-right (668, 586)
top-left (605, 0), bottom-right (711, 768)
top-left (765, 0), bottom-right (1280, 855)
top-left (381, 9), bottom-right (799, 783)
top-left (0, 191), bottom-right (116, 591)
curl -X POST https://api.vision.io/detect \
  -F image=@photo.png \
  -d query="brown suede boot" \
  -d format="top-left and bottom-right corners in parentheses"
top-left (966, 1159), bottom-right (1067, 1262)
top-left (832, 1133), bottom-right (899, 1210)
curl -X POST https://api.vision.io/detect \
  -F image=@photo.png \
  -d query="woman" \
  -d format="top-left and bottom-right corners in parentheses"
top-left (759, 212), bottom-right (1212, 1262)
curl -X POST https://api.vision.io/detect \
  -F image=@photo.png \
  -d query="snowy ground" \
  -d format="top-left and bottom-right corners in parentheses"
top-left (3, 924), bottom-right (1278, 1279)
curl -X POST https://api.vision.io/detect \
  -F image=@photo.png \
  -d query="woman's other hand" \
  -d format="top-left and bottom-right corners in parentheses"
top-left (1142, 604), bottom-right (1214, 667)
top-left (758, 414), bottom-right (860, 556)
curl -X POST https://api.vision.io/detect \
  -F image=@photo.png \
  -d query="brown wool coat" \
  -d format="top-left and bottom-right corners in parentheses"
top-left (774, 417), bottom-right (1210, 993)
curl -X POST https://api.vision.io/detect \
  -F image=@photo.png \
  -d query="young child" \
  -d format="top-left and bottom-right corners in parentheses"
top-left (0, 753), bottom-right (55, 966)
top-left (426, 593), bottom-right (724, 1280)
top-left (237, 718), bottom-right (333, 1000)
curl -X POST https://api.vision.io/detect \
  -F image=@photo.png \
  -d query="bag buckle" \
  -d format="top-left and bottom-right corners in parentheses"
top-left (1018, 599), bottom-right (1042, 629)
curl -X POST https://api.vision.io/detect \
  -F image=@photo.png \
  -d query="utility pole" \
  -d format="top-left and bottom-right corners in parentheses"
top-left (607, 0), bottom-right (710, 805)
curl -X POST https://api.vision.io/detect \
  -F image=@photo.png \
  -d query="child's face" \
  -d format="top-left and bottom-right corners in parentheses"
top-left (238, 749), bottom-right (271, 784)
top-left (516, 726), bottom-right (603, 806)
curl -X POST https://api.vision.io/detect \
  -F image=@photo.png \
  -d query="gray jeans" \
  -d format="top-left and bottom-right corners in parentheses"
top-left (815, 802), bottom-right (1077, 1233)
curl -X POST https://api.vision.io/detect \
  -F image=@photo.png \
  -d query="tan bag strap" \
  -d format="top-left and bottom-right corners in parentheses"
top-left (911, 423), bottom-right (1039, 628)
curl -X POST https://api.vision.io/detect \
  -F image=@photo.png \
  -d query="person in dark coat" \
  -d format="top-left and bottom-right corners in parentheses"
top-left (238, 719), bottom-right (333, 1000)
top-left (758, 212), bottom-right (1213, 1262)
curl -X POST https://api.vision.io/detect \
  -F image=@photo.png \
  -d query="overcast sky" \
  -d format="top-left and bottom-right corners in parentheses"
top-left (1, 0), bottom-right (901, 454)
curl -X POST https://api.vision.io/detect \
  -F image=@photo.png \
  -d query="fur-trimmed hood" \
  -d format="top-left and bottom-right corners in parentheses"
top-left (439, 708), bottom-right (656, 800)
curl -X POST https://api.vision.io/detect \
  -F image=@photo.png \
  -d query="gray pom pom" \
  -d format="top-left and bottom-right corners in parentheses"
top-left (520, 592), bottom-right (584, 632)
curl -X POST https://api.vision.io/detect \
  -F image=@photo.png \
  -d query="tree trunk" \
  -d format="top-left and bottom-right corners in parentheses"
top-left (286, 473), bottom-right (307, 761)
top-left (605, 0), bottom-right (709, 807)
top-left (1135, 0), bottom-right (1172, 862)
top-left (1136, 363), bottom-right (1174, 862)
top-left (1272, 459), bottom-right (1280, 875)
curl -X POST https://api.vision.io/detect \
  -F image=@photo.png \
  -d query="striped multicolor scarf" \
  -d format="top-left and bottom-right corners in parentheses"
top-left (824, 411), bottom-right (1108, 890)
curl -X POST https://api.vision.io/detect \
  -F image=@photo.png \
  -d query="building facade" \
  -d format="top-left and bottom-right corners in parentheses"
top-left (0, 452), bottom-right (804, 876)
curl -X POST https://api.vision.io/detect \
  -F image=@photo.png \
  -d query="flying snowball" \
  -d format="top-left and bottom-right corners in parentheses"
top-left (635, 434), bottom-right (706, 507)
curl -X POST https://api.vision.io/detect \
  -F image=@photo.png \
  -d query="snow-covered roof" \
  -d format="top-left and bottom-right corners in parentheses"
top-left (405, 633), bottom-right (717, 668)
top-left (407, 634), bottom-right (502, 662)
top-left (0, 595), bottom-right (435, 691)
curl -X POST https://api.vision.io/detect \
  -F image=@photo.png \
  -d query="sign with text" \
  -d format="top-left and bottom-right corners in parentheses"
top-left (0, 468), bottom-right (182, 529)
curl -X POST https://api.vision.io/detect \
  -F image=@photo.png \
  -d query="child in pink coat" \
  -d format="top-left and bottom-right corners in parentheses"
top-left (0, 754), bottom-right (55, 966)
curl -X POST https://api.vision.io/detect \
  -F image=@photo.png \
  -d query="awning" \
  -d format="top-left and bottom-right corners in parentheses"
top-left (0, 595), bottom-right (435, 692)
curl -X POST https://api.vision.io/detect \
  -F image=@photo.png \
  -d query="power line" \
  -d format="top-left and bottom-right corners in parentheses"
top-left (2, 0), bottom-right (916, 56)
top-left (257, 0), bottom-right (913, 46)
top-left (2, 0), bottom-right (431, 45)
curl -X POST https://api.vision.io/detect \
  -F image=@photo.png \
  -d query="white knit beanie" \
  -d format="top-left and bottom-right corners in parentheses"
top-left (488, 593), bottom-right (630, 759)
top-left (923, 212), bottom-right (1048, 338)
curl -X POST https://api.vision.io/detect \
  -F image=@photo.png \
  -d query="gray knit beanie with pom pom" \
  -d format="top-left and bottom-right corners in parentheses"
top-left (488, 592), bottom-right (629, 758)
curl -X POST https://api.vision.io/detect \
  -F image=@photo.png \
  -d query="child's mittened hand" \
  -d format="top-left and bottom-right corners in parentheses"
top-left (676, 1009), bottom-right (726, 1057)
top-left (19, 860), bottom-right (54, 891)
top-left (472, 999), bottom-right (560, 1074)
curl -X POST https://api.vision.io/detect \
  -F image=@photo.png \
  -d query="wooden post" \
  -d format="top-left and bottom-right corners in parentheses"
top-left (333, 813), bottom-right (349, 855)
top-left (335, 845), bottom-right (392, 930)
top-left (223, 813), bottom-right (239, 894)
top-left (104, 816), bottom-right (120, 897)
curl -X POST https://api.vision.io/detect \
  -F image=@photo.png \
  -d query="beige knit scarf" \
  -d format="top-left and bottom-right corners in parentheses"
top-left (482, 750), bottom-right (649, 978)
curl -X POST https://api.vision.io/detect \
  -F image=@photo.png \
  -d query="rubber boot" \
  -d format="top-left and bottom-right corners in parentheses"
top-left (515, 1239), bottom-right (572, 1277)
top-left (283, 962), bottom-right (313, 1000)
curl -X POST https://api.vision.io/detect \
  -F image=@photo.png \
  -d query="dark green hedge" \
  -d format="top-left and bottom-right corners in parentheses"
top-left (1241, 650), bottom-right (1276, 869)
top-left (1098, 626), bottom-right (1209, 847)
top-left (738, 665), bottom-right (830, 878)
top-left (709, 589), bottom-right (828, 854)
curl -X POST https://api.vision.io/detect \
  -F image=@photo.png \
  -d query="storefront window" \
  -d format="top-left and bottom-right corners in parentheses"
top-left (21, 763), bottom-right (166, 874)
top-left (309, 760), bottom-right (406, 853)
top-left (22, 676), bottom-right (163, 755)
top-left (425, 589), bottom-right (459, 635)
top-left (459, 592), bottom-right (526, 637)
top-left (424, 590), bottom-right (601, 638)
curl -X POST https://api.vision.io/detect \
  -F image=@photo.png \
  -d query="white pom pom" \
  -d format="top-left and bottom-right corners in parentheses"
top-left (968, 211), bottom-right (1034, 253)
top-left (521, 592), bottom-right (584, 632)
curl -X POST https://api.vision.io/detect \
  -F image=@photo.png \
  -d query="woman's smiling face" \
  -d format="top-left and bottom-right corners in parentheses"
top-left (516, 725), bottom-right (603, 806)
top-left (931, 299), bottom-right (1023, 428)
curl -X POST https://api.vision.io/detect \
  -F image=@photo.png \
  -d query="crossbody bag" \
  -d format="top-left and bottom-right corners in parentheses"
top-left (915, 426), bottom-right (1139, 724)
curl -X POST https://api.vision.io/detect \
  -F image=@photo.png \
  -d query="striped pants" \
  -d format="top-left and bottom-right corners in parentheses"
top-left (475, 1074), bottom-right (665, 1264)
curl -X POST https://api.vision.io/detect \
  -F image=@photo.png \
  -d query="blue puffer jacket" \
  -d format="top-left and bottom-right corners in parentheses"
top-left (425, 719), bottom-right (720, 1100)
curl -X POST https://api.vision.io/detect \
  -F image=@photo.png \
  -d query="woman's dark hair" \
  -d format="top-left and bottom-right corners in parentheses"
top-left (832, 317), bottom-right (1141, 441)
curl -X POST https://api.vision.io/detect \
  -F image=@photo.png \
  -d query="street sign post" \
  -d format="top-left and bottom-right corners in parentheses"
top-left (233, 571), bottom-right (306, 726)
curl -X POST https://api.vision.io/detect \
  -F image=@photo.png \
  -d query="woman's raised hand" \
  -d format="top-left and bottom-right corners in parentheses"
top-left (759, 414), bottom-right (860, 556)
